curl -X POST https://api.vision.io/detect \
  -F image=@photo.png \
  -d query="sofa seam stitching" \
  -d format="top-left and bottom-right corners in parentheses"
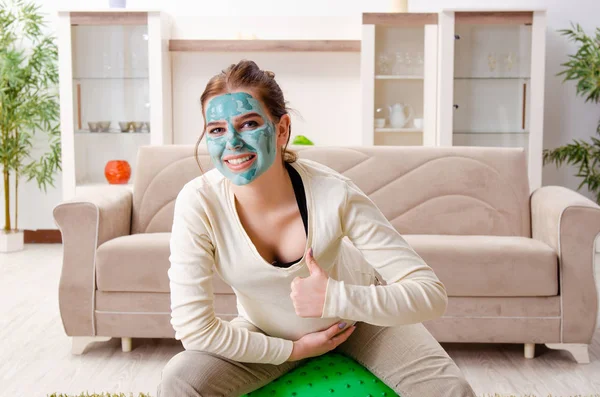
top-left (387, 193), bottom-right (507, 227)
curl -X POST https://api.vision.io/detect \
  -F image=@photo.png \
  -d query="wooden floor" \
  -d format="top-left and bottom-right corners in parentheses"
top-left (1, 244), bottom-right (599, 397)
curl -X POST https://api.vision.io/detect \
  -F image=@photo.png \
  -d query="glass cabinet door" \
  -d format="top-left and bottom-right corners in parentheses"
top-left (451, 12), bottom-right (532, 152)
top-left (71, 21), bottom-right (150, 187)
top-left (362, 14), bottom-right (438, 146)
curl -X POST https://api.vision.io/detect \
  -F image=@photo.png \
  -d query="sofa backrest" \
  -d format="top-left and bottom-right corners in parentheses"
top-left (131, 145), bottom-right (531, 237)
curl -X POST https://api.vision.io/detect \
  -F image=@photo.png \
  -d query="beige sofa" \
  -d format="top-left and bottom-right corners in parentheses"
top-left (53, 145), bottom-right (600, 363)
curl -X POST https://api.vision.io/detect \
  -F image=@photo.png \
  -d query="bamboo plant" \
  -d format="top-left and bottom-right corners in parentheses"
top-left (543, 23), bottom-right (600, 203)
top-left (0, 0), bottom-right (60, 232)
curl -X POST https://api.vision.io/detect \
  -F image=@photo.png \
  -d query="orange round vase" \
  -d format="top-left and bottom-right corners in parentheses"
top-left (104, 160), bottom-right (131, 184)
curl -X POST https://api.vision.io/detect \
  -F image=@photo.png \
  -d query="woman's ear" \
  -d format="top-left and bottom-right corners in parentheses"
top-left (276, 114), bottom-right (291, 146)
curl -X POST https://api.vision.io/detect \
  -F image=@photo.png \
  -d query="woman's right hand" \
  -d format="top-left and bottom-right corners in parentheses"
top-left (287, 322), bottom-right (356, 362)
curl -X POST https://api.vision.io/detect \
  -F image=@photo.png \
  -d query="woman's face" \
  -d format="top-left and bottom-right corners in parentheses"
top-left (204, 91), bottom-right (278, 186)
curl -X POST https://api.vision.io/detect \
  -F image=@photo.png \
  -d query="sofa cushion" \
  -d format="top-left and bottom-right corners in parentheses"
top-left (95, 233), bottom-right (232, 293)
top-left (131, 145), bottom-right (531, 238)
top-left (403, 235), bottom-right (558, 297)
top-left (97, 233), bottom-right (557, 298)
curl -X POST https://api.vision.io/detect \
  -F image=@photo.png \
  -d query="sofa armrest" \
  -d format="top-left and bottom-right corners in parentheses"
top-left (531, 185), bottom-right (600, 343)
top-left (53, 186), bottom-right (133, 336)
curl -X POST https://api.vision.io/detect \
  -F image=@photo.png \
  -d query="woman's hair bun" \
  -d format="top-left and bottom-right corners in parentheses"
top-left (264, 70), bottom-right (276, 79)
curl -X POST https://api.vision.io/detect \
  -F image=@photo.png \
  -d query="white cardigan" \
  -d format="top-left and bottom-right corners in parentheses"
top-left (168, 158), bottom-right (448, 365)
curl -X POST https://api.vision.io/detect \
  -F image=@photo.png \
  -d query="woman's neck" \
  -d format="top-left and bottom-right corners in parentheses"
top-left (230, 160), bottom-right (294, 210)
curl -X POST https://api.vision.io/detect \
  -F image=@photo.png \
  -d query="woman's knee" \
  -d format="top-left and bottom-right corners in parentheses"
top-left (157, 350), bottom-right (218, 397)
top-left (341, 323), bottom-right (476, 397)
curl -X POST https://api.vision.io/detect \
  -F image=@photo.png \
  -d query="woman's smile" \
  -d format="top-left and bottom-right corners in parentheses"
top-left (223, 152), bottom-right (257, 172)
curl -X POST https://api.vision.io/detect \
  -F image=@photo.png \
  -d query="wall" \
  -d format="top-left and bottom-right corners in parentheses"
top-left (4, 0), bottom-right (600, 231)
top-left (170, 15), bottom-right (362, 146)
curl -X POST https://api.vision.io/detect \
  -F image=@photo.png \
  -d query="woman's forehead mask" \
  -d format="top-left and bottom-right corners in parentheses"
top-left (206, 92), bottom-right (268, 124)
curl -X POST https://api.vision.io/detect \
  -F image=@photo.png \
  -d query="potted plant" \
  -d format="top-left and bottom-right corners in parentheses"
top-left (543, 23), bottom-right (600, 203)
top-left (0, 0), bottom-right (61, 252)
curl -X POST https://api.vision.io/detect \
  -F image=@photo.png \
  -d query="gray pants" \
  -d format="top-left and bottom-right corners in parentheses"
top-left (157, 321), bottom-right (476, 397)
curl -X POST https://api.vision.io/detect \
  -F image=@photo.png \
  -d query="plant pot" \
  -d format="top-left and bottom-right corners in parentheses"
top-left (105, 160), bottom-right (132, 184)
top-left (109, 0), bottom-right (126, 7)
top-left (0, 230), bottom-right (24, 253)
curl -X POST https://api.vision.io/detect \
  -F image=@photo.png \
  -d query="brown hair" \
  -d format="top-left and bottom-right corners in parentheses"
top-left (195, 60), bottom-right (298, 171)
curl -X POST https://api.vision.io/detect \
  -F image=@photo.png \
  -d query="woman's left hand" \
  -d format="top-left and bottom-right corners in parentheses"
top-left (290, 248), bottom-right (329, 318)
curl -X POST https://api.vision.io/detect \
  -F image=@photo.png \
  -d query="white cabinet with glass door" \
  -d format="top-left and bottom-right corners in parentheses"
top-left (437, 10), bottom-right (546, 191)
top-left (361, 13), bottom-right (439, 147)
top-left (57, 10), bottom-right (173, 200)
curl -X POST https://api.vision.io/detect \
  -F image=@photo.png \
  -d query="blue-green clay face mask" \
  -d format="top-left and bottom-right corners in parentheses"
top-left (204, 92), bottom-right (277, 186)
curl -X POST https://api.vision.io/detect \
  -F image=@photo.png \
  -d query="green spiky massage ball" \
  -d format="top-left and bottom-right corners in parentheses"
top-left (242, 352), bottom-right (398, 397)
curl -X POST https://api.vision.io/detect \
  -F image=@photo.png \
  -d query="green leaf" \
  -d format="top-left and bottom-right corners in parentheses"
top-left (548, 22), bottom-right (600, 203)
top-left (292, 135), bottom-right (315, 145)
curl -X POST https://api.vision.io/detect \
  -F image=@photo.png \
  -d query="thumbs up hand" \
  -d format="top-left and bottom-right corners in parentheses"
top-left (290, 248), bottom-right (329, 318)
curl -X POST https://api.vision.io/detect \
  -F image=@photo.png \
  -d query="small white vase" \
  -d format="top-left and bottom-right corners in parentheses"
top-left (390, 0), bottom-right (408, 12)
top-left (109, 0), bottom-right (126, 8)
top-left (0, 230), bottom-right (24, 253)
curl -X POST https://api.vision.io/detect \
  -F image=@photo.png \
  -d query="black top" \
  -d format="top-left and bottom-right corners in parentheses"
top-left (271, 163), bottom-right (308, 268)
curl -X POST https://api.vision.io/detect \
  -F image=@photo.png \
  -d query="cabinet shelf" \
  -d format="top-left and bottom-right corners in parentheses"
top-left (376, 127), bottom-right (422, 133)
top-left (77, 182), bottom-right (134, 191)
top-left (73, 77), bottom-right (149, 80)
top-left (454, 131), bottom-right (529, 135)
top-left (75, 130), bottom-right (150, 135)
top-left (454, 76), bottom-right (530, 80)
top-left (169, 39), bottom-right (361, 52)
top-left (375, 75), bottom-right (424, 80)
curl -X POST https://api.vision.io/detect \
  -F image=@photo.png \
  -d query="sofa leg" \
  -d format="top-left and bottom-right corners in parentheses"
top-left (524, 343), bottom-right (535, 359)
top-left (545, 343), bottom-right (590, 364)
top-left (71, 336), bottom-right (112, 355)
top-left (121, 337), bottom-right (132, 352)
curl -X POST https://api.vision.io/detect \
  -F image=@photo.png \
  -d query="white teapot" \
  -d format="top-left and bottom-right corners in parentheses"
top-left (388, 103), bottom-right (414, 128)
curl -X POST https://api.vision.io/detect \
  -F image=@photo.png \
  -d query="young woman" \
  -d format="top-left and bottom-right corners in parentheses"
top-left (158, 60), bottom-right (476, 397)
